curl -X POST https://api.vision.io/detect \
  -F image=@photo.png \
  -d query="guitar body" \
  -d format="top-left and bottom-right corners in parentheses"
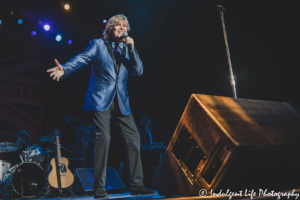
top-left (48, 157), bottom-right (74, 188)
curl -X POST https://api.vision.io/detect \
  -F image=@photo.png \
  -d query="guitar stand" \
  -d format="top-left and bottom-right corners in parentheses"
top-left (55, 154), bottom-right (77, 197)
top-left (41, 185), bottom-right (76, 197)
top-left (62, 187), bottom-right (76, 197)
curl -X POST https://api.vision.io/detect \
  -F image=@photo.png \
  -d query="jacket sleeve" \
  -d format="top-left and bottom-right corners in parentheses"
top-left (129, 48), bottom-right (143, 76)
top-left (61, 40), bottom-right (97, 78)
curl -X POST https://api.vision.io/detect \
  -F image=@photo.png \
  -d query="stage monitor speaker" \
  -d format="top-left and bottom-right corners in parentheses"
top-left (153, 94), bottom-right (300, 196)
top-left (74, 167), bottom-right (125, 195)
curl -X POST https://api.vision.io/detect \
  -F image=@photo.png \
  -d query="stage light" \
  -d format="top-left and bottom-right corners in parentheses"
top-left (0, 20), bottom-right (2, 25)
top-left (103, 19), bottom-right (107, 23)
top-left (64, 4), bottom-right (70, 10)
top-left (17, 19), bottom-right (23, 24)
top-left (31, 31), bottom-right (36, 35)
top-left (44, 24), bottom-right (50, 31)
top-left (56, 34), bottom-right (62, 42)
top-left (68, 40), bottom-right (73, 44)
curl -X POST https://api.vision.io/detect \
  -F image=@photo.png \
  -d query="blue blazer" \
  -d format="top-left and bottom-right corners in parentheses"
top-left (61, 38), bottom-right (143, 115)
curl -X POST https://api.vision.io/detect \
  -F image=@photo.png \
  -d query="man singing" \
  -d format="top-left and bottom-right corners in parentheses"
top-left (47, 15), bottom-right (155, 199)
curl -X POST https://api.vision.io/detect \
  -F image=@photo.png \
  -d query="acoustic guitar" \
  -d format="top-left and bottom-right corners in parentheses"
top-left (48, 129), bottom-right (74, 189)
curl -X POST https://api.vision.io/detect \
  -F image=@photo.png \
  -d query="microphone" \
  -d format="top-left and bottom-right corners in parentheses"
top-left (122, 32), bottom-right (128, 38)
top-left (217, 5), bottom-right (225, 11)
top-left (122, 32), bottom-right (133, 51)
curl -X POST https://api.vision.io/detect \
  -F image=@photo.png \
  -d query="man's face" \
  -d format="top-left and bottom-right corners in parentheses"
top-left (111, 20), bottom-right (128, 41)
top-left (143, 121), bottom-right (151, 130)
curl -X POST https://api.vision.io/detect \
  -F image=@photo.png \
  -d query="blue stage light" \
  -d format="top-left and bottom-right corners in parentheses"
top-left (68, 40), bottom-right (73, 45)
top-left (0, 20), bottom-right (2, 25)
top-left (17, 19), bottom-right (23, 24)
top-left (56, 34), bottom-right (62, 42)
top-left (44, 24), bottom-right (50, 31)
top-left (103, 19), bottom-right (107, 23)
top-left (31, 31), bottom-right (36, 35)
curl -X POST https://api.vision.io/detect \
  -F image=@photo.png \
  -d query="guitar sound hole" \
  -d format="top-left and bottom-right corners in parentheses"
top-left (59, 163), bottom-right (67, 173)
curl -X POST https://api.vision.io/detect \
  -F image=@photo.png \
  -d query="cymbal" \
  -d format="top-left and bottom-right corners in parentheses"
top-left (39, 134), bottom-right (63, 142)
top-left (0, 142), bottom-right (20, 152)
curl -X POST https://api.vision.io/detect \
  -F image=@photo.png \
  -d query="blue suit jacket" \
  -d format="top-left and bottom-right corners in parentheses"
top-left (61, 38), bottom-right (143, 115)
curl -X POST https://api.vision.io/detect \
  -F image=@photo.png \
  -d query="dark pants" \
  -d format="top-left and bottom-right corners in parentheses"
top-left (92, 96), bottom-right (143, 188)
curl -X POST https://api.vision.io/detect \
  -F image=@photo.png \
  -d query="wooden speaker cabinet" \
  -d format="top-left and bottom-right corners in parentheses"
top-left (153, 94), bottom-right (300, 196)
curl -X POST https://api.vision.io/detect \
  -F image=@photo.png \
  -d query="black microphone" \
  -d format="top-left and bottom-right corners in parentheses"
top-left (122, 32), bottom-right (133, 51)
top-left (217, 5), bottom-right (225, 11)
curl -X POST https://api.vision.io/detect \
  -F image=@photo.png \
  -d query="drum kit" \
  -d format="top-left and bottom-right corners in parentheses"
top-left (0, 133), bottom-right (67, 198)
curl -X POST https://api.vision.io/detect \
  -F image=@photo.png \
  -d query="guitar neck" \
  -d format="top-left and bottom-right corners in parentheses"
top-left (56, 135), bottom-right (62, 164)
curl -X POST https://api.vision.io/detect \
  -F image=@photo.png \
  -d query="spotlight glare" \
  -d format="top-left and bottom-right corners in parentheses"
top-left (56, 34), bottom-right (62, 42)
top-left (0, 20), bottom-right (2, 25)
top-left (68, 40), bottom-right (73, 44)
top-left (44, 24), bottom-right (50, 31)
top-left (64, 4), bottom-right (70, 10)
top-left (17, 19), bottom-right (23, 24)
top-left (31, 31), bottom-right (36, 35)
top-left (103, 19), bottom-right (107, 23)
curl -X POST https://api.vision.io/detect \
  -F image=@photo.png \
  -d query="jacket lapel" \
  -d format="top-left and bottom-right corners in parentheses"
top-left (118, 46), bottom-right (127, 75)
top-left (104, 41), bottom-right (118, 73)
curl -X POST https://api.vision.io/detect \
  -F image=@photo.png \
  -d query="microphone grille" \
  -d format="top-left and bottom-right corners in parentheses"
top-left (123, 32), bottom-right (128, 37)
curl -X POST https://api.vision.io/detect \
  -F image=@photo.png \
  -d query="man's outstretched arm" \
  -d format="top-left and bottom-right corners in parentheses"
top-left (46, 40), bottom-right (97, 81)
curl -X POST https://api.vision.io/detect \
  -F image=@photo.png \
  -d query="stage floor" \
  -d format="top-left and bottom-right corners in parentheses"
top-left (31, 192), bottom-right (205, 200)
top-left (8, 188), bottom-right (299, 200)
top-left (29, 191), bottom-right (234, 200)
top-left (25, 190), bottom-right (298, 200)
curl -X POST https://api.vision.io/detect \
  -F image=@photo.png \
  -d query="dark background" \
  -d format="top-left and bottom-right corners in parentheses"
top-left (1, 0), bottom-right (299, 170)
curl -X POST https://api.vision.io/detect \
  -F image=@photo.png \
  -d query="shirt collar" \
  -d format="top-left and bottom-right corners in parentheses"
top-left (111, 41), bottom-right (124, 49)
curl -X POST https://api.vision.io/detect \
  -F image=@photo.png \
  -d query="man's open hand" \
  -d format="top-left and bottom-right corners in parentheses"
top-left (47, 59), bottom-right (65, 81)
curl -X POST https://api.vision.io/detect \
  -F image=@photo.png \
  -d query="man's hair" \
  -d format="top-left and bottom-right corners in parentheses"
top-left (140, 116), bottom-right (151, 127)
top-left (103, 14), bottom-right (131, 40)
top-left (18, 130), bottom-right (29, 140)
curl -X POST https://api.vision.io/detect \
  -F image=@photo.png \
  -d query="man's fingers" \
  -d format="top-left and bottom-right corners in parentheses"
top-left (58, 65), bottom-right (64, 72)
top-left (47, 68), bottom-right (55, 72)
top-left (50, 72), bottom-right (57, 77)
top-left (54, 59), bottom-right (61, 67)
top-left (47, 62), bottom-right (62, 82)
